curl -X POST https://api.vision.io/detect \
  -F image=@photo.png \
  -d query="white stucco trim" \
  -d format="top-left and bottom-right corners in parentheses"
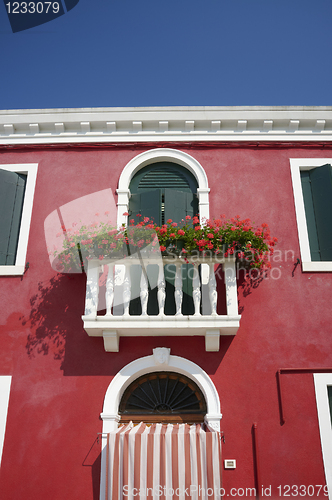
top-left (116, 148), bottom-right (210, 226)
top-left (99, 351), bottom-right (222, 500)
top-left (1, 107), bottom-right (332, 145)
top-left (0, 163), bottom-right (38, 275)
top-left (314, 373), bottom-right (332, 500)
top-left (0, 376), bottom-right (11, 467)
top-left (290, 159), bottom-right (332, 272)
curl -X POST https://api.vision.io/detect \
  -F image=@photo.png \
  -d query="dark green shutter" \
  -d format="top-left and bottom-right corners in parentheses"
top-left (309, 164), bottom-right (332, 261)
top-left (164, 188), bottom-right (195, 314)
top-left (164, 189), bottom-right (197, 223)
top-left (301, 171), bottom-right (321, 261)
top-left (301, 164), bottom-right (332, 261)
top-left (0, 169), bottom-right (26, 265)
top-left (128, 190), bottom-right (161, 315)
top-left (129, 189), bottom-right (162, 226)
top-left (129, 189), bottom-right (197, 226)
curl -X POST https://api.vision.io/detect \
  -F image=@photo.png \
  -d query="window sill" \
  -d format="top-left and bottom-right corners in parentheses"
top-left (302, 261), bottom-right (332, 272)
top-left (0, 265), bottom-right (25, 276)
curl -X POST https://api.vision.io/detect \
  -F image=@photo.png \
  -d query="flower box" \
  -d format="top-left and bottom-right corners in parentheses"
top-left (52, 213), bottom-right (277, 273)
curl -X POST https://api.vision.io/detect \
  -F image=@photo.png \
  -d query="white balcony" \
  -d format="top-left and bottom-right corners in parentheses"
top-left (82, 255), bottom-right (241, 352)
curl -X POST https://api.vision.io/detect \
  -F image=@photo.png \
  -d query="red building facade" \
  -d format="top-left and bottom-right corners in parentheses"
top-left (0, 107), bottom-right (332, 500)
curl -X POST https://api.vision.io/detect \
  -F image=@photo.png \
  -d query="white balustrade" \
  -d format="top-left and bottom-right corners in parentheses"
top-left (84, 256), bottom-right (239, 319)
top-left (82, 256), bottom-right (241, 351)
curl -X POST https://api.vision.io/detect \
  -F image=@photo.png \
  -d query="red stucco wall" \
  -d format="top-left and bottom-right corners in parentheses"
top-left (0, 144), bottom-right (331, 499)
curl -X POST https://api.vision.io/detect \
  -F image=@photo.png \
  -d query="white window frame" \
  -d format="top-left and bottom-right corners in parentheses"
top-left (0, 376), bottom-right (11, 467)
top-left (314, 373), bottom-right (332, 500)
top-left (0, 163), bottom-right (38, 276)
top-left (290, 158), bottom-right (332, 272)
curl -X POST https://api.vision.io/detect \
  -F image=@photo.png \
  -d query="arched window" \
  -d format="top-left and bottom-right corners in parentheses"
top-left (101, 349), bottom-right (222, 431)
top-left (128, 162), bottom-right (198, 225)
top-left (116, 148), bottom-right (210, 228)
top-left (119, 371), bottom-right (207, 424)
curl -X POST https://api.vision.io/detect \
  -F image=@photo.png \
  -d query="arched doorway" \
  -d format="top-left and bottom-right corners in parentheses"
top-left (99, 349), bottom-right (222, 500)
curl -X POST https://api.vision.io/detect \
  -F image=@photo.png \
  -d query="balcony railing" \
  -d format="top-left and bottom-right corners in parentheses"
top-left (82, 255), bottom-right (241, 352)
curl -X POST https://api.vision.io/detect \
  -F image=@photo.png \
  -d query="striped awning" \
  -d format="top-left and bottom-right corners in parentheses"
top-left (106, 422), bottom-right (222, 500)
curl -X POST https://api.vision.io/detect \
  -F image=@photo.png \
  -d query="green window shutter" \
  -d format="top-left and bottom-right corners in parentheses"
top-left (164, 188), bottom-right (196, 314)
top-left (128, 190), bottom-right (161, 315)
top-left (164, 189), bottom-right (197, 223)
top-left (300, 171), bottom-right (321, 261)
top-left (0, 169), bottom-right (26, 265)
top-left (129, 189), bottom-right (162, 226)
top-left (309, 164), bottom-right (332, 261)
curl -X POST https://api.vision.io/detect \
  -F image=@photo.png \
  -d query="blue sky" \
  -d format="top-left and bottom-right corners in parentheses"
top-left (1, 0), bottom-right (332, 109)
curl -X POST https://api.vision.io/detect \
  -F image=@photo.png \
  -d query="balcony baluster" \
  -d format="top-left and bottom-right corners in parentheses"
top-left (140, 266), bottom-right (149, 316)
top-left (82, 256), bottom-right (241, 352)
top-left (157, 263), bottom-right (166, 316)
top-left (106, 263), bottom-right (114, 315)
top-left (208, 263), bottom-right (217, 315)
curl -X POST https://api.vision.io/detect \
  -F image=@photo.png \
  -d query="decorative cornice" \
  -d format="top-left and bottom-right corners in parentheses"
top-left (1, 106), bottom-right (332, 144)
